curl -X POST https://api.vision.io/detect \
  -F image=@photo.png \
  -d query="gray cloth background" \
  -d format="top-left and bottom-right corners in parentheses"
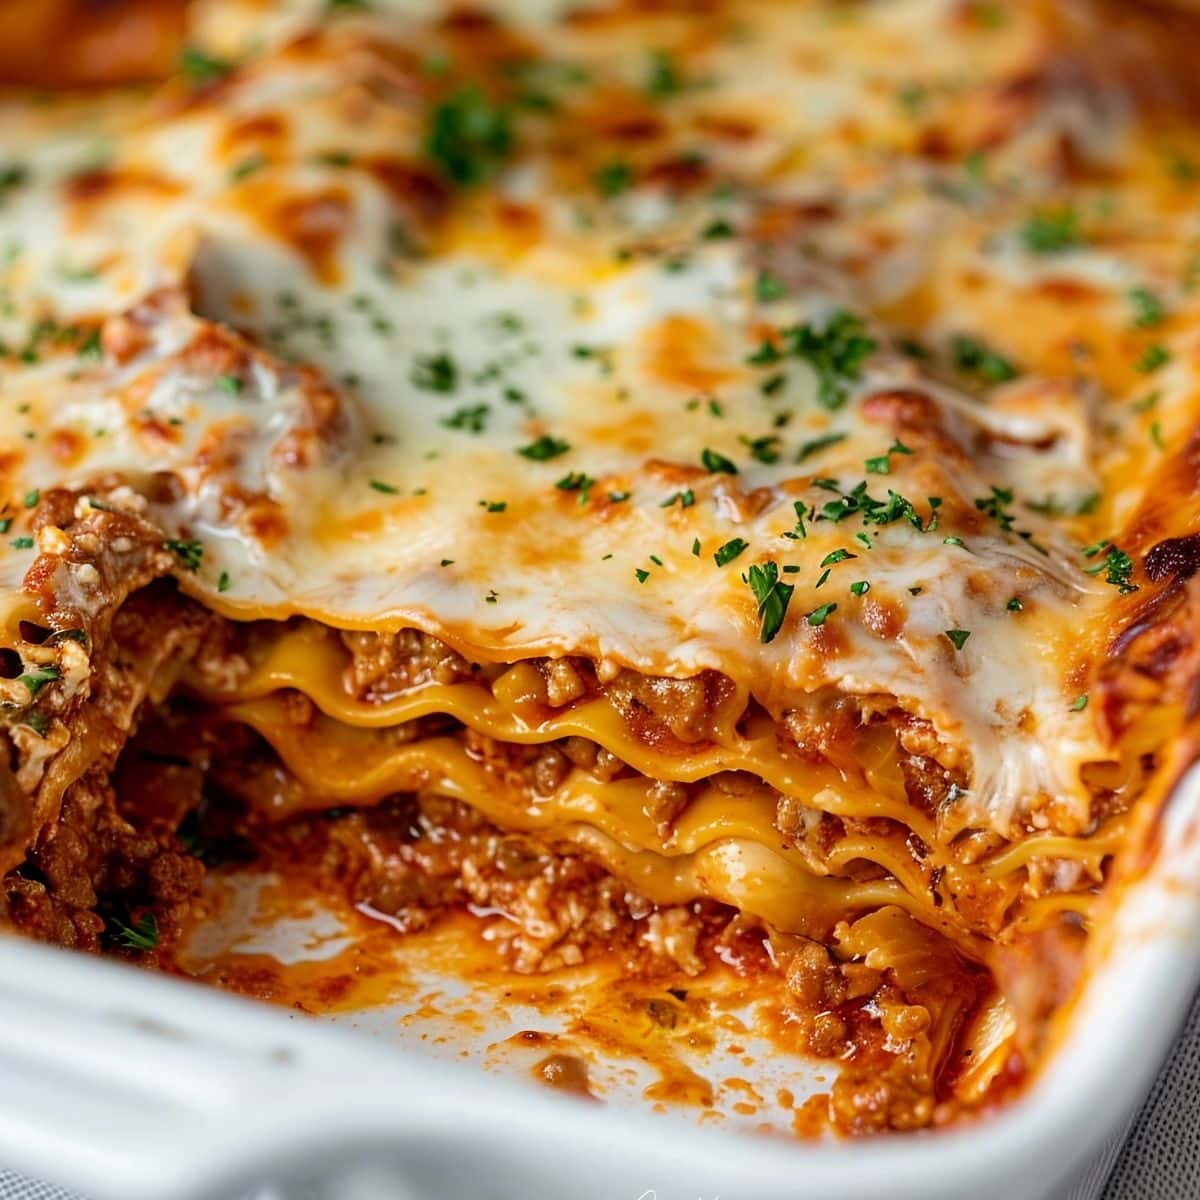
top-left (3, 988), bottom-right (1198, 1200)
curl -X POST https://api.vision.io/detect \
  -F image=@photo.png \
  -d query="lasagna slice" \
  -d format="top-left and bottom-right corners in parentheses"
top-left (0, 0), bottom-right (1197, 1136)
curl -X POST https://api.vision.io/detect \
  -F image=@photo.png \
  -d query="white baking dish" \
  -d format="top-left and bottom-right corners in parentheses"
top-left (0, 763), bottom-right (1196, 1200)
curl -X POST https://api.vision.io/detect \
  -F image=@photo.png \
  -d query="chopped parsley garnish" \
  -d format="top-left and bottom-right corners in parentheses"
top-left (702, 218), bottom-right (735, 240)
top-left (440, 559), bottom-right (454, 567)
top-left (864, 440), bottom-right (912, 475)
top-left (217, 571), bottom-right (231, 593)
top-left (369, 479), bottom-right (399, 494)
top-left (411, 352), bottom-right (457, 393)
top-left (442, 404), bottom-right (491, 433)
top-left (974, 485), bottom-right (1016, 532)
top-left (950, 334), bottom-right (1018, 383)
top-left (701, 447), bottom-right (738, 474)
top-left (1007, 596), bottom-right (1023, 612)
top-left (806, 602), bottom-right (837, 627)
top-left (595, 160), bottom-right (633, 197)
top-left (22, 489), bottom-right (38, 509)
top-left (813, 480), bottom-right (927, 531)
top-left (779, 311), bottom-right (875, 410)
top-left (556, 471), bottom-right (595, 503)
top-left (22, 712), bottom-right (49, 736)
top-left (0, 163), bottom-right (28, 197)
top-left (1151, 420), bottom-right (1165, 451)
top-left (849, 580), bottom-right (870, 596)
top-left (217, 374), bottom-right (243, 395)
top-left (17, 665), bottom-right (58, 697)
top-left (163, 539), bottom-right (204, 572)
top-left (518, 434), bottom-right (570, 461)
top-left (743, 561), bottom-right (794, 643)
top-left (230, 154), bottom-right (266, 182)
top-left (425, 86), bottom-right (513, 186)
top-left (1128, 287), bottom-right (1165, 329)
top-left (944, 628), bottom-right (971, 650)
top-left (1081, 540), bottom-right (1138, 594)
top-left (740, 434), bottom-right (781, 464)
top-left (178, 46), bottom-right (232, 87)
top-left (661, 489), bottom-right (695, 508)
top-left (820, 548), bottom-right (855, 568)
top-left (481, 500), bottom-right (507, 513)
top-left (1020, 206), bottom-right (1081, 254)
top-left (755, 270), bottom-right (787, 303)
top-left (714, 537), bottom-right (749, 567)
top-left (635, 567), bottom-right (650, 583)
top-left (797, 432), bottom-right (847, 462)
top-left (110, 911), bottom-right (157, 952)
top-left (74, 327), bottom-right (102, 360)
top-left (646, 49), bottom-right (682, 98)
top-left (607, 490), bottom-right (631, 503)
top-left (1070, 693), bottom-right (1089, 712)
top-left (1136, 343), bottom-right (1170, 374)
top-left (10, 536), bottom-right (32, 550)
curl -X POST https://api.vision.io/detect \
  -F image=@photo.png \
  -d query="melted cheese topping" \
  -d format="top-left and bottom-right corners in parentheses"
top-left (7, 0), bottom-right (1187, 843)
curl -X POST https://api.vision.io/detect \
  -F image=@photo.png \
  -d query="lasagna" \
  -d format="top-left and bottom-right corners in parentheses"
top-left (0, 0), bottom-right (1198, 1135)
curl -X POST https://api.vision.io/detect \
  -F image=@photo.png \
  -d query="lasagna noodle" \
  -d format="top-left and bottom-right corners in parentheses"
top-left (178, 620), bottom-right (1126, 961)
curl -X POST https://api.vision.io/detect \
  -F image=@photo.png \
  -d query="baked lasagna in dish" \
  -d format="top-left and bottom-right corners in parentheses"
top-left (1, 0), bottom-right (1198, 1135)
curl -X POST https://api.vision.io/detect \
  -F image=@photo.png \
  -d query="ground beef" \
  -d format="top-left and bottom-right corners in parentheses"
top-left (255, 792), bottom-right (725, 975)
top-left (606, 668), bottom-right (728, 746)
top-left (340, 628), bottom-right (493, 700)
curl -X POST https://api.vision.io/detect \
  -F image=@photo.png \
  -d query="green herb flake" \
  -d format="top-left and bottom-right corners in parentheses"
top-left (661, 489), bottom-right (695, 508)
top-left (411, 352), bottom-right (458, 393)
top-left (594, 160), bottom-right (633, 197)
top-left (17, 665), bottom-right (58, 697)
top-left (701, 447), bottom-right (738, 475)
top-left (178, 46), bottom-right (231, 88)
top-left (163, 539), bottom-right (203, 572)
top-left (518, 434), bottom-right (571, 461)
top-left (1070, 693), bottom-right (1089, 712)
top-left (806, 601), bottom-right (838, 627)
top-left (217, 571), bottom-right (231, 593)
top-left (22, 489), bottom-right (38, 509)
top-left (110, 911), bottom-right (158, 952)
top-left (944, 628), bottom-right (971, 650)
top-left (849, 580), bottom-right (870, 596)
top-left (797, 432), bottom-right (846, 462)
top-left (754, 270), bottom-right (787, 303)
top-left (740, 434), bottom-right (781, 464)
top-left (743, 561), bottom-right (795, 643)
top-left (950, 334), bottom-right (1018, 383)
top-left (1020, 207), bottom-right (1082, 255)
top-left (1137, 343), bottom-right (1170, 374)
top-left (369, 479), bottom-right (399, 494)
top-left (426, 86), bottom-right (513, 186)
top-left (1128, 287), bottom-right (1166, 329)
top-left (1081, 541), bottom-right (1138, 594)
top-left (783, 310), bottom-right (876, 410)
top-left (714, 537), bottom-right (749, 567)
top-left (646, 50), bottom-right (682, 98)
